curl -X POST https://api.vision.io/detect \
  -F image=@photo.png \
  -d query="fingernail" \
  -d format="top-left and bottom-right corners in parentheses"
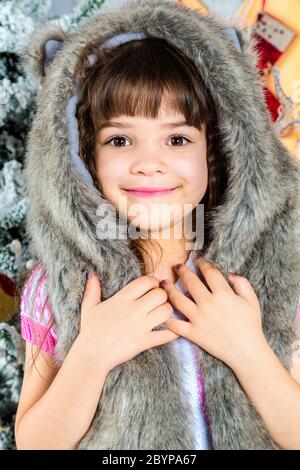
top-left (175, 263), bottom-right (183, 272)
top-left (229, 272), bottom-right (236, 277)
top-left (88, 271), bottom-right (94, 279)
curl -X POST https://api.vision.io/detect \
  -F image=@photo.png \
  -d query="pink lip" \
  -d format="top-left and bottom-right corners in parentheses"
top-left (123, 187), bottom-right (179, 197)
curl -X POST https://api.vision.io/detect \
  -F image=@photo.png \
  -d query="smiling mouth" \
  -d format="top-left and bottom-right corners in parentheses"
top-left (122, 187), bottom-right (180, 197)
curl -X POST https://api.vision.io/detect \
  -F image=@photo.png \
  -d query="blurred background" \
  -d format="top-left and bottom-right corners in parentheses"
top-left (0, 0), bottom-right (299, 450)
top-left (48, 0), bottom-right (245, 17)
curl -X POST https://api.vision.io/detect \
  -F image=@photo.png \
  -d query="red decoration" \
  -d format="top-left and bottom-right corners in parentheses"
top-left (251, 4), bottom-right (296, 122)
top-left (0, 272), bottom-right (18, 322)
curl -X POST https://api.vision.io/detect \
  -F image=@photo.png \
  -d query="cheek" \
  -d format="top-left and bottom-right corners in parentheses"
top-left (179, 153), bottom-right (208, 199)
top-left (95, 153), bottom-right (125, 191)
top-left (190, 158), bottom-right (208, 192)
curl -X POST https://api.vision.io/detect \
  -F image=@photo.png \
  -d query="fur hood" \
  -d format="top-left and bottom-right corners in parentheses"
top-left (21, 0), bottom-right (300, 449)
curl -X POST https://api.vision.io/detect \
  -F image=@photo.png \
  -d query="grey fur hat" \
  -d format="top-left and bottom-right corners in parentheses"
top-left (21, 0), bottom-right (300, 449)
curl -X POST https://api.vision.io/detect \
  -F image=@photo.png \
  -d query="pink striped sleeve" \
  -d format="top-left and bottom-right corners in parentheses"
top-left (20, 261), bottom-right (57, 357)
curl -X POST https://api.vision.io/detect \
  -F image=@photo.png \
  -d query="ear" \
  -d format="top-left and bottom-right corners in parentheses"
top-left (225, 22), bottom-right (256, 53)
top-left (225, 26), bottom-right (243, 53)
top-left (20, 22), bottom-right (68, 80)
top-left (224, 21), bottom-right (259, 69)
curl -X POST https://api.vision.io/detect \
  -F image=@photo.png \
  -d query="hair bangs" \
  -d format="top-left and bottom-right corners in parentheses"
top-left (80, 37), bottom-right (211, 133)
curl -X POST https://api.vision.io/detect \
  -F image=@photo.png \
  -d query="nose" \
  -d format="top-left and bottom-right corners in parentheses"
top-left (129, 147), bottom-right (167, 176)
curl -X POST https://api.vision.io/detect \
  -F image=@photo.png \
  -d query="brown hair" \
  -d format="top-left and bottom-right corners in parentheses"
top-left (30, 35), bottom-right (228, 371)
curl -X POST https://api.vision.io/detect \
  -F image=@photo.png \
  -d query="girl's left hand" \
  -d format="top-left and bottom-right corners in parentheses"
top-left (161, 258), bottom-right (268, 370)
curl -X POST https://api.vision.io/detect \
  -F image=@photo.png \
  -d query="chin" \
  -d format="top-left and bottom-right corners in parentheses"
top-left (128, 218), bottom-right (177, 235)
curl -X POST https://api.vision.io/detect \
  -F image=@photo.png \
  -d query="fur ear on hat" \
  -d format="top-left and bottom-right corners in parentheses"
top-left (224, 20), bottom-right (259, 68)
top-left (231, 22), bottom-right (257, 52)
top-left (20, 22), bottom-right (68, 80)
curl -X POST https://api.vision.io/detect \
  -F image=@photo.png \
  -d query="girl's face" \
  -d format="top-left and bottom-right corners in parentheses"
top-left (94, 99), bottom-right (208, 239)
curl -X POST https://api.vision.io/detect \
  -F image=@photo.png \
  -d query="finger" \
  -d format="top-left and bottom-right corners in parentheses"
top-left (148, 328), bottom-right (180, 348)
top-left (161, 280), bottom-right (197, 320)
top-left (137, 287), bottom-right (168, 312)
top-left (196, 257), bottom-right (233, 294)
top-left (81, 272), bottom-right (101, 311)
top-left (147, 302), bottom-right (173, 329)
top-left (121, 275), bottom-right (159, 300)
top-left (175, 263), bottom-right (210, 304)
top-left (228, 273), bottom-right (260, 308)
top-left (165, 317), bottom-right (193, 340)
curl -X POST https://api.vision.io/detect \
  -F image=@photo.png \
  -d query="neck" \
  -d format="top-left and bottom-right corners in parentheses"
top-left (142, 222), bottom-right (196, 282)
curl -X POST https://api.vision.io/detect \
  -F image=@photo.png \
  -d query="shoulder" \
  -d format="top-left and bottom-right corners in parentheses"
top-left (21, 260), bottom-right (47, 294)
top-left (21, 261), bottom-right (48, 318)
top-left (20, 262), bottom-right (57, 341)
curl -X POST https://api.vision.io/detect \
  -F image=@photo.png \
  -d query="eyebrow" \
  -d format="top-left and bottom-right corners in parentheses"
top-left (98, 120), bottom-right (190, 131)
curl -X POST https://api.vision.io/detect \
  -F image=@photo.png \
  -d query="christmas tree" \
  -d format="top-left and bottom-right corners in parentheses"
top-left (0, 0), bottom-right (106, 449)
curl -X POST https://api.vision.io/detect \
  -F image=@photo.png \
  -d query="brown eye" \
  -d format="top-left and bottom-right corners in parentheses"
top-left (106, 136), bottom-right (130, 147)
top-left (169, 135), bottom-right (191, 146)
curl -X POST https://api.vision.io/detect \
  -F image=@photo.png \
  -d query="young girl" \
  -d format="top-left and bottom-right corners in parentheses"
top-left (15, 0), bottom-right (300, 450)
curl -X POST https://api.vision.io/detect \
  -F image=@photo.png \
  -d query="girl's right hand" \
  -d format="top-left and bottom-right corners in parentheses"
top-left (77, 272), bottom-right (179, 372)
